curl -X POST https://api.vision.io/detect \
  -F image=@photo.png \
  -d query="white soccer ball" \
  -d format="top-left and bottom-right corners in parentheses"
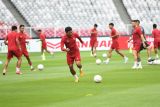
top-left (37, 64), bottom-right (44, 71)
top-left (102, 53), bottom-right (107, 58)
top-left (94, 75), bottom-right (102, 83)
top-left (96, 59), bottom-right (102, 65)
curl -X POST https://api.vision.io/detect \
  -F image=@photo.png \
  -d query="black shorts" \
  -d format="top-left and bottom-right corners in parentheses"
top-left (140, 41), bottom-right (149, 51)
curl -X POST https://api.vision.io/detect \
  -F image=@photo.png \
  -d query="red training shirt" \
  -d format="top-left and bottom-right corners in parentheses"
top-left (6, 31), bottom-right (19, 51)
top-left (90, 28), bottom-right (97, 40)
top-left (61, 33), bottom-right (83, 55)
top-left (132, 26), bottom-right (142, 44)
top-left (152, 29), bottom-right (160, 41)
top-left (110, 28), bottom-right (118, 41)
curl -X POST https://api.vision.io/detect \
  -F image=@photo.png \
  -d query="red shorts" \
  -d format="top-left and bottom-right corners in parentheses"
top-left (90, 39), bottom-right (98, 47)
top-left (22, 49), bottom-right (29, 57)
top-left (111, 41), bottom-right (119, 50)
top-left (154, 41), bottom-right (160, 48)
top-left (133, 42), bottom-right (141, 52)
top-left (67, 51), bottom-right (81, 65)
top-left (7, 49), bottom-right (22, 60)
top-left (42, 43), bottom-right (47, 49)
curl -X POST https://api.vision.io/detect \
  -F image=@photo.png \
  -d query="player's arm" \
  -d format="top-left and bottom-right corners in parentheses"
top-left (4, 36), bottom-right (8, 45)
top-left (152, 31), bottom-right (155, 38)
top-left (90, 29), bottom-right (95, 34)
top-left (128, 35), bottom-right (133, 42)
top-left (111, 30), bottom-right (119, 38)
top-left (76, 34), bottom-right (84, 44)
top-left (61, 38), bottom-right (69, 52)
top-left (111, 34), bottom-right (119, 38)
top-left (16, 36), bottom-right (21, 50)
top-left (139, 30), bottom-right (146, 47)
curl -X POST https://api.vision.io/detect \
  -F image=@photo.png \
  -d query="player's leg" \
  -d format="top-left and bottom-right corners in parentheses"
top-left (147, 47), bottom-right (152, 60)
top-left (132, 50), bottom-right (139, 69)
top-left (104, 49), bottom-right (113, 64)
top-left (93, 44), bottom-right (97, 57)
top-left (137, 52), bottom-right (142, 69)
top-left (90, 39), bottom-right (94, 56)
top-left (24, 51), bottom-right (34, 71)
top-left (67, 55), bottom-right (79, 82)
top-left (91, 46), bottom-right (93, 56)
top-left (75, 60), bottom-right (84, 77)
top-left (3, 51), bottom-right (13, 75)
top-left (16, 56), bottom-right (22, 74)
top-left (115, 49), bottom-right (128, 63)
top-left (68, 64), bottom-right (79, 82)
top-left (14, 50), bottom-right (22, 74)
top-left (154, 41), bottom-right (159, 59)
top-left (41, 47), bottom-right (46, 60)
top-left (44, 48), bottom-right (53, 55)
top-left (2, 58), bottom-right (11, 75)
top-left (75, 51), bottom-right (84, 77)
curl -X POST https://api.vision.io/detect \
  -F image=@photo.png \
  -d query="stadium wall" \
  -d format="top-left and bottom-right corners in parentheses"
top-left (0, 36), bottom-right (154, 53)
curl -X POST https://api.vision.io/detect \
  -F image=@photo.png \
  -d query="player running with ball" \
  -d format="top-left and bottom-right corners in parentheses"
top-left (61, 27), bottom-right (84, 82)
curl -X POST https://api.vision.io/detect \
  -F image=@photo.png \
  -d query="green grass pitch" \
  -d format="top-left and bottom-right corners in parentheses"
top-left (0, 51), bottom-right (160, 107)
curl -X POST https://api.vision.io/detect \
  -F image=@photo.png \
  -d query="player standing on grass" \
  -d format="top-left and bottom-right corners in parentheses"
top-left (152, 24), bottom-right (160, 59)
top-left (18, 25), bottom-right (35, 71)
top-left (37, 29), bottom-right (53, 60)
top-left (130, 20), bottom-right (146, 69)
top-left (90, 24), bottom-right (98, 57)
top-left (61, 27), bottom-right (84, 82)
top-left (136, 20), bottom-right (151, 61)
top-left (2, 26), bottom-right (22, 75)
top-left (104, 23), bottom-right (128, 64)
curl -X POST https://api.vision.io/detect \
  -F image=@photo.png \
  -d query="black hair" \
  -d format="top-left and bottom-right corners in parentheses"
top-left (136, 20), bottom-right (140, 24)
top-left (19, 24), bottom-right (25, 28)
top-left (153, 24), bottom-right (157, 29)
top-left (37, 29), bottom-right (42, 32)
top-left (11, 26), bottom-right (17, 31)
top-left (131, 20), bottom-right (137, 22)
top-left (65, 26), bottom-right (72, 33)
top-left (109, 23), bottom-right (114, 26)
top-left (94, 24), bottom-right (98, 27)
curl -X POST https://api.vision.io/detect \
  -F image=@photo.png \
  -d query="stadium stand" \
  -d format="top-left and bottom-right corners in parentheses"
top-left (1, 0), bottom-right (160, 38)
top-left (0, 0), bottom-right (18, 39)
top-left (10, 0), bottom-right (126, 37)
top-left (122, 0), bottom-right (160, 34)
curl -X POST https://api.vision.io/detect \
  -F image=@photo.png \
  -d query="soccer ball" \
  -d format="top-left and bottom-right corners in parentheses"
top-left (102, 53), bottom-right (107, 58)
top-left (94, 75), bottom-right (102, 83)
top-left (96, 59), bottom-right (102, 65)
top-left (37, 64), bottom-right (44, 71)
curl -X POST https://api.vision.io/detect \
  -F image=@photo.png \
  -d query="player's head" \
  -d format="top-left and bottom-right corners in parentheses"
top-left (131, 20), bottom-right (137, 27)
top-left (37, 29), bottom-right (42, 35)
top-left (136, 20), bottom-right (140, 26)
top-left (65, 26), bottom-right (72, 37)
top-left (153, 24), bottom-right (157, 29)
top-left (94, 24), bottom-right (98, 28)
top-left (19, 24), bottom-right (25, 32)
top-left (109, 23), bottom-right (114, 29)
top-left (11, 26), bottom-right (17, 31)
